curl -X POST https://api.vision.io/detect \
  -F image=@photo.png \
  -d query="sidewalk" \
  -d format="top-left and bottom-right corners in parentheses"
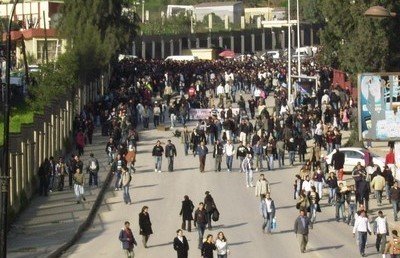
top-left (7, 130), bottom-right (110, 258)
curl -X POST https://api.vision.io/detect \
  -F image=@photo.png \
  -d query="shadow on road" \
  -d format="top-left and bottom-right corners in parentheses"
top-left (149, 241), bottom-right (173, 248)
top-left (308, 244), bottom-right (344, 252)
top-left (132, 184), bottom-right (158, 189)
top-left (229, 240), bottom-right (251, 246)
top-left (133, 197), bottom-right (164, 204)
top-left (222, 222), bottom-right (248, 229)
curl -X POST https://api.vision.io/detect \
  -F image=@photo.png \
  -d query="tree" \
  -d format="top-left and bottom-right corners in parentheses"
top-left (318, 0), bottom-right (400, 75)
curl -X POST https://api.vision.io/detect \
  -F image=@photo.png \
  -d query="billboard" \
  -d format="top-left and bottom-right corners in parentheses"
top-left (358, 73), bottom-right (400, 141)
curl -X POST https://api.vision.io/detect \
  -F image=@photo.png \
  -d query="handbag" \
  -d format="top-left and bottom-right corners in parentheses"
top-left (212, 208), bottom-right (220, 222)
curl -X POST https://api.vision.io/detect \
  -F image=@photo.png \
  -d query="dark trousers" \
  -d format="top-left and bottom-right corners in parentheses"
top-left (376, 233), bottom-right (386, 252)
top-left (197, 223), bottom-right (206, 249)
top-left (206, 211), bottom-right (213, 229)
top-left (39, 177), bottom-right (48, 196)
top-left (89, 171), bottom-right (98, 186)
top-left (58, 175), bottom-right (65, 191)
top-left (182, 219), bottom-right (192, 232)
top-left (199, 156), bottom-right (206, 172)
top-left (168, 156), bottom-right (174, 171)
top-left (154, 115), bottom-right (160, 127)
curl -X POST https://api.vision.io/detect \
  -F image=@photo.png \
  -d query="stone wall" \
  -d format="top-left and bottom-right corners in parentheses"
top-left (0, 75), bottom-right (108, 217)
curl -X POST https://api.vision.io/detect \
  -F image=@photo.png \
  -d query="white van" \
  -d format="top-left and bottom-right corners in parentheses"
top-left (165, 55), bottom-right (198, 61)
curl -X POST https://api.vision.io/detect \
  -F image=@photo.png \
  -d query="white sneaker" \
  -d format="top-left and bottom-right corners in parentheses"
top-left (250, 183), bottom-right (254, 187)
top-left (155, 169), bottom-right (157, 172)
top-left (246, 184), bottom-right (250, 188)
top-left (255, 168), bottom-right (259, 172)
top-left (158, 170), bottom-right (162, 173)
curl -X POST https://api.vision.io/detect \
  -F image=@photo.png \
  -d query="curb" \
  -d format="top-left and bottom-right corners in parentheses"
top-left (47, 167), bottom-right (113, 258)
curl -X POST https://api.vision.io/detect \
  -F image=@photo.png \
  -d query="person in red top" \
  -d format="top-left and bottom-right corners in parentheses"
top-left (385, 148), bottom-right (395, 170)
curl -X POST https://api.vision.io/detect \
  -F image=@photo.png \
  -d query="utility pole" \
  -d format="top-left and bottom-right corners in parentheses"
top-left (287, 0), bottom-right (291, 103)
top-left (1, 1), bottom-right (19, 257)
top-left (141, 0), bottom-right (145, 23)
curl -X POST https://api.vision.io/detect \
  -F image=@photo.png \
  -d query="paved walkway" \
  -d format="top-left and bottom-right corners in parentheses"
top-left (7, 130), bottom-right (110, 258)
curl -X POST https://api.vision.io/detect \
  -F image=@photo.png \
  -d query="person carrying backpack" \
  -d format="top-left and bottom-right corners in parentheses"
top-left (86, 153), bottom-right (100, 187)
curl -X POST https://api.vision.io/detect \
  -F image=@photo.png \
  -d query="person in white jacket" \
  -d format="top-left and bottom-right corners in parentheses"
top-left (255, 174), bottom-right (271, 198)
top-left (215, 231), bottom-right (230, 258)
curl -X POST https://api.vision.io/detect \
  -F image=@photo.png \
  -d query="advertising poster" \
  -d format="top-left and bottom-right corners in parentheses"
top-left (358, 73), bottom-right (400, 141)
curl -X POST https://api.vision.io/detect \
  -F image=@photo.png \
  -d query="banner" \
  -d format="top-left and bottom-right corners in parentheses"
top-left (189, 108), bottom-right (240, 120)
top-left (358, 73), bottom-right (400, 141)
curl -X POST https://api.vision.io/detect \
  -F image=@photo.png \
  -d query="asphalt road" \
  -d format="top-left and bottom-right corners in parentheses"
top-left (62, 123), bottom-right (383, 258)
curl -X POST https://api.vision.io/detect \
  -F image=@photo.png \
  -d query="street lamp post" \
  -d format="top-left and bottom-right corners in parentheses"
top-left (141, 0), bottom-right (145, 23)
top-left (296, 0), bottom-right (301, 78)
top-left (287, 0), bottom-right (292, 103)
top-left (1, 2), bottom-right (20, 257)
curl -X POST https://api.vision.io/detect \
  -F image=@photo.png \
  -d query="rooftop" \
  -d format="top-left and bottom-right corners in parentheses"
top-left (195, 1), bottom-right (242, 8)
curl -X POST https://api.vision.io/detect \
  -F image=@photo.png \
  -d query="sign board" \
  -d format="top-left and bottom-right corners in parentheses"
top-left (358, 73), bottom-right (400, 141)
top-left (189, 108), bottom-right (239, 120)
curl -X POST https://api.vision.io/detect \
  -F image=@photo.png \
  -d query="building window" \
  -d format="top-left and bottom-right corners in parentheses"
top-left (37, 40), bottom-right (62, 62)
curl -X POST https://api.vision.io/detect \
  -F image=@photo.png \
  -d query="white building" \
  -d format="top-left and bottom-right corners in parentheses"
top-left (193, 1), bottom-right (243, 24)
top-left (166, 5), bottom-right (194, 18)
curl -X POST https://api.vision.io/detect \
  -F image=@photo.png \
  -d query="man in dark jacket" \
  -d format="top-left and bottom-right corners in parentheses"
top-left (165, 140), bottom-right (177, 172)
top-left (294, 209), bottom-right (311, 253)
top-left (197, 141), bottom-right (208, 172)
top-left (152, 140), bottom-right (164, 173)
top-left (119, 221), bottom-right (137, 258)
top-left (204, 191), bottom-right (216, 230)
top-left (194, 202), bottom-right (208, 249)
top-left (213, 139), bottom-right (224, 172)
top-left (331, 148), bottom-right (345, 180)
top-left (180, 195), bottom-right (194, 231)
top-left (357, 176), bottom-right (370, 212)
top-left (173, 229), bottom-right (189, 258)
top-left (236, 141), bottom-right (248, 172)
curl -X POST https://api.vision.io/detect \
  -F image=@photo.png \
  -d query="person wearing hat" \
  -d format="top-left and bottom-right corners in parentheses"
top-left (165, 139), bottom-right (177, 172)
top-left (204, 191), bottom-right (216, 230)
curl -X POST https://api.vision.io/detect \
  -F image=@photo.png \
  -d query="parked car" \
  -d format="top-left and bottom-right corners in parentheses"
top-left (325, 147), bottom-right (385, 172)
top-left (261, 50), bottom-right (281, 60)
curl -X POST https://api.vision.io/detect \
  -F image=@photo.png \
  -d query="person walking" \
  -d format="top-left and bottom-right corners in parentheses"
top-left (204, 191), bottom-right (216, 230)
top-left (119, 221), bottom-right (137, 258)
top-left (56, 157), bottom-right (67, 191)
top-left (384, 230), bottom-right (400, 258)
top-left (223, 140), bottom-right (235, 172)
top-left (194, 202), bottom-right (208, 250)
top-left (215, 231), bottom-right (230, 258)
top-left (345, 184), bottom-right (358, 226)
top-left (180, 195), bottom-right (195, 232)
top-left (86, 153), bottom-right (99, 187)
top-left (260, 194), bottom-right (276, 234)
top-left (371, 171), bottom-right (386, 206)
top-left (139, 206), bottom-right (153, 248)
top-left (121, 166), bottom-right (132, 205)
top-left (389, 182), bottom-right (400, 221)
top-left (255, 174), bottom-right (271, 198)
top-left (152, 140), bottom-right (164, 173)
top-left (112, 154), bottom-right (125, 191)
top-left (73, 168), bottom-right (86, 204)
top-left (294, 209), bottom-right (311, 253)
top-left (38, 158), bottom-right (51, 196)
top-left (253, 140), bottom-right (264, 172)
top-left (105, 137), bottom-right (117, 165)
top-left (331, 148), bottom-right (345, 180)
top-left (276, 138), bottom-right (285, 168)
top-left (308, 186), bottom-right (321, 229)
top-left (373, 210), bottom-right (389, 254)
top-left (173, 229), bottom-right (189, 258)
top-left (213, 139), bottom-right (224, 172)
top-left (201, 234), bottom-right (216, 258)
top-left (242, 154), bottom-right (254, 188)
top-left (165, 140), bottom-right (177, 172)
top-left (181, 126), bottom-right (191, 156)
top-left (353, 210), bottom-right (372, 257)
top-left (287, 138), bottom-right (296, 166)
top-left (236, 141), bottom-right (247, 173)
top-left (197, 141), bottom-right (209, 173)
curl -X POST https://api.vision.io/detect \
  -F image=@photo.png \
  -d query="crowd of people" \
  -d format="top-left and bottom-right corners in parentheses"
top-left (35, 52), bottom-right (400, 258)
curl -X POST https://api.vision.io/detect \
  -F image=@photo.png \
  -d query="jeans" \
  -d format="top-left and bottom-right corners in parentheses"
top-left (267, 154), bottom-right (274, 170)
top-left (336, 201), bottom-right (345, 220)
top-left (208, 133), bottom-right (215, 145)
top-left (170, 113), bottom-right (176, 128)
top-left (167, 156), bottom-right (174, 171)
top-left (392, 200), bottom-right (399, 221)
top-left (246, 171), bottom-right (253, 186)
top-left (375, 190), bottom-right (382, 205)
top-left (89, 171), bottom-right (98, 186)
top-left (153, 115), bottom-right (160, 127)
top-left (278, 151), bottom-right (285, 167)
top-left (255, 155), bottom-right (263, 170)
top-left (314, 181), bottom-right (323, 198)
top-left (123, 185), bottom-right (131, 204)
top-left (217, 255), bottom-right (227, 258)
top-left (385, 182), bottom-right (391, 200)
top-left (238, 157), bottom-right (245, 172)
top-left (108, 152), bottom-right (115, 164)
top-left (154, 156), bottom-right (162, 171)
top-left (143, 117), bottom-right (149, 128)
top-left (289, 151), bottom-right (295, 165)
top-left (197, 223), bottom-right (206, 249)
top-left (114, 171), bottom-right (122, 189)
top-left (329, 187), bottom-right (337, 204)
top-left (347, 203), bottom-right (356, 225)
top-left (74, 184), bottom-right (85, 201)
top-left (183, 142), bottom-right (189, 156)
top-left (358, 231), bottom-right (367, 254)
top-left (49, 174), bottom-right (55, 190)
top-left (226, 155), bottom-right (233, 171)
top-left (262, 213), bottom-right (273, 233)
top-left (309, 203), bottom-right (317, 224)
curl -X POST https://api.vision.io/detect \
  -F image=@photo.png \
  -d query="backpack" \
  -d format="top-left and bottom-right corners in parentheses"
top-left (90, 160), bottom-right (97, 171)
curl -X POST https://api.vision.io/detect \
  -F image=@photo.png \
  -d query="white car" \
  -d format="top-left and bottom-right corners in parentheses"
top-left (325, 147), bottom-right (385, 172)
